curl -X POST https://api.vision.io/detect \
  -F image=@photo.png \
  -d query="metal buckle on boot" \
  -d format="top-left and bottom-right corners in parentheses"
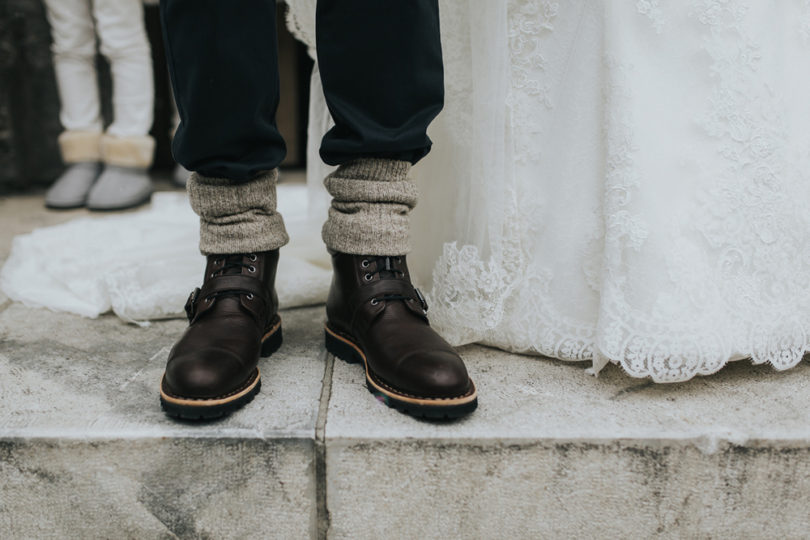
top-left (184, 287), bottom-right (201, 321)
top-left (414, 288), bottom-right (428, 313)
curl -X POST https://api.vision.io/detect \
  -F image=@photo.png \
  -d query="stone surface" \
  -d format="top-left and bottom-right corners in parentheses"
top-left (0, 303), bottom-right (325, 438)
top-left (1, 438), bottom-right (315, 539)
top-left (324, 345), bottom-right (810, 538)
top-left (0, 302), bottom-right (326, 538)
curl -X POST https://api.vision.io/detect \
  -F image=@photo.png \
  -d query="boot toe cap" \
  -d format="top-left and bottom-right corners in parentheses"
top-left (163, 349), bottom-right (251, 400)
top-left (395, 350), bottom-right (472, 399)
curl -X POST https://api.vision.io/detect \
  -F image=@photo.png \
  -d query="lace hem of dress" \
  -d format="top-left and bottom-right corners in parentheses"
top-left (429, 242), bottom-right (808, 383)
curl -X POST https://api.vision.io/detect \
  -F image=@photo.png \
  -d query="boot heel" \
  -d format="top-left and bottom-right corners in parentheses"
top-left (325, 329), bottom-right (363, 364)
top-left (260, 327), bottom-right (283, 358)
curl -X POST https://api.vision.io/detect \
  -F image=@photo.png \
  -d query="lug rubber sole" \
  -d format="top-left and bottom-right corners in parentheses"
top-left (160, 320), bottom-right (282, 421)
top-left (160, 374), bottom-right (262, 421)
top-left (324, 324), bottom-right (478, 420)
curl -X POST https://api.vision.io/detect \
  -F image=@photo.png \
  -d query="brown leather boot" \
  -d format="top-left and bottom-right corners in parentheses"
top-left (160, 251), bottom-right (282, 420)
top-left (325, 252), bottom-right (477, 419)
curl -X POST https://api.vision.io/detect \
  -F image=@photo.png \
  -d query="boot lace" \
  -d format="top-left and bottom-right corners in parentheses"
top-left (361, 256), bottom-right (425, 308)
top-left (212, 253), bottom-right (258, 277)
top-left (206, 253), bottom-right (259, 301)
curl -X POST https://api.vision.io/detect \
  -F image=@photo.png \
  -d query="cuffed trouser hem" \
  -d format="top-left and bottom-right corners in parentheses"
top-left (99, 134), bottom-right (155, 168)
top-left (321, 158), bottom-right (417, 256)
top-left (188, 169), bottom-right (289, 255)
top-left (58, 131), bottom-right (102, 163)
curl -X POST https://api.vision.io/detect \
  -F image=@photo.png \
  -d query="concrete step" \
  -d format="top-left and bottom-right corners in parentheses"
top-left (3, 298), bottom-right (810, 538)
top-left (3, 195), bottom-right (810, 538)
top-left (0, 304), bottom-right (325, 539)
top-left (326, 346), bottom-right (810, 538)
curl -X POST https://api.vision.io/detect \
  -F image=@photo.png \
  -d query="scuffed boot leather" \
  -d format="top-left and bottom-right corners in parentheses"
top-left (325, 252), bottom-right (477, 419)
top-left (160, 250), bottom-right (282, 420)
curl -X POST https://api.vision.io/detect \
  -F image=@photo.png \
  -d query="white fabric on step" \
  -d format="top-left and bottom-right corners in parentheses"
top-left (286, 0), bottom-right (810, 381)
top-left (0, 184), bottom-right (331, 325)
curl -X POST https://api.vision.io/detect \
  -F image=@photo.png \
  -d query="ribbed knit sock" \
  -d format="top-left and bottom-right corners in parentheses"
top-left (188, 169), bottom-right (289, 255)
top-left (322, 158), bottom-right (417, 256)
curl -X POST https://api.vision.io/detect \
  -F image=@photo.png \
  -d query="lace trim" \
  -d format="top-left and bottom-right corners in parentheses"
top-left (427, 0), bottom-right (810, 382)
top-left (636, 0), bottom-right (664, 33)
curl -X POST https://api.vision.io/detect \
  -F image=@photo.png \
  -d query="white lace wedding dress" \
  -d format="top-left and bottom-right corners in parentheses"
top-left (288, 0), bottom-right (810, 382)
top-left (3, 0), bottom-right (809, 382)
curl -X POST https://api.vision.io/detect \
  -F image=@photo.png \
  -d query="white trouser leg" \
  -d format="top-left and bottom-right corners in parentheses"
top-left (92, 0), bottom-right (154, 137)
top-left (42, 0), bottom-right (102, 134)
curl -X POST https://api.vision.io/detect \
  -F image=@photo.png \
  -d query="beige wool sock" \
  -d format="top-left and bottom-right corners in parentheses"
top-left (322, 158), bottom-right (418, 256)
top-left (188, 169), bottom-right (289, 255)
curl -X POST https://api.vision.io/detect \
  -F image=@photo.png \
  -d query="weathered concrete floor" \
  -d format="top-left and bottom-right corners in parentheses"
top-left (2, 190), bottom-right (810, 539)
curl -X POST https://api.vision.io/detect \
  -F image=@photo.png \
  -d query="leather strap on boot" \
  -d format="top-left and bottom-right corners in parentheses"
top-left (325, 252), bottom-right (477, 419)
top-left (160, 250), bottom-right (282, 420)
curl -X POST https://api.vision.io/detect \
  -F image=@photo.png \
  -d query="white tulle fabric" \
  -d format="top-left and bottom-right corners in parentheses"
top-left (0, 185), bottom-right (332, 325)
top-left (286, 0), bottom-right (810, 382)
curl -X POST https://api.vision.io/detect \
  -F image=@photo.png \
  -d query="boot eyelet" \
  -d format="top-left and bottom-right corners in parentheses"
top-left (361, 259), bottom-right (370, 268)
top-left (214, 258), bottom-right (223, 265)
top-left (210, 273), bottom-right (215, 278)
top-left (248, 254), bottom-right (258, 262)
top-left (364, 273), bottom-right (373, 281)
top-left (395, 257), bottom-right (402, 263)
top-left (205, 297), bottom-right (212, 303)
top-left (248, 265), bottom-right (256, 273)
top-left (370, 298), bottom-right (380, 306)
top-left (246, 293), bottom-right (254, 300)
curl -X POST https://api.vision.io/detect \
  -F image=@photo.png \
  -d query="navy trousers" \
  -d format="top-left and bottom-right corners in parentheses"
top-left (160, 0), bottom-right (444, 182)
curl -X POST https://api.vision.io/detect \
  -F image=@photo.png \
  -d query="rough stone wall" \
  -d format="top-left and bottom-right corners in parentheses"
top-left (0, 0), bottom-right (63, 193)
